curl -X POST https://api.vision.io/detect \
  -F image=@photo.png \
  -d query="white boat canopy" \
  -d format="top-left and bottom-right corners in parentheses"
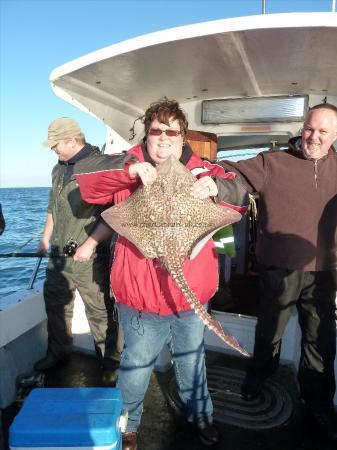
top-left (50, 12), bottom-right (337, 147)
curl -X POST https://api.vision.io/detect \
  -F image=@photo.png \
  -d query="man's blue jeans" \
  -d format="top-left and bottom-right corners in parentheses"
top-left (117, 306), bottom-right (213, 432)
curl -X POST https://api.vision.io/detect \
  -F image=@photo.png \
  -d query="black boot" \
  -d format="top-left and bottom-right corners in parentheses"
top-left (101, 368), bottom-right (119, 386)
top-left (241, 371), bottom-right (264, 401)
top-left (101, 359), bottom-right (120, 386)
top-left (34, 352), bottom-right (70, 371)
top-left (309, 407), bottom-right (337, 443)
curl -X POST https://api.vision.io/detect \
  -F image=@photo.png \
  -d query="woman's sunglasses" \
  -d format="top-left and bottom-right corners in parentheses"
top-left (148, 128), bottom-right (181, 137)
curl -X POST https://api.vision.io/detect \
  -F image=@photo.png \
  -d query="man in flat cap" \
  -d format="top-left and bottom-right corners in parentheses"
top-left (35, 118), bottom-right (121, 386)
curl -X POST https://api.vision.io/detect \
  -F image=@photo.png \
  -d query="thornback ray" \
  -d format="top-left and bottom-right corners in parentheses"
top-left (102, 155), bottom-right (250, 357)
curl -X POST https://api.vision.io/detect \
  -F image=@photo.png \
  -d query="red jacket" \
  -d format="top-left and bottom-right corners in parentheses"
top-left (76, 144), bottom-right (248, 315)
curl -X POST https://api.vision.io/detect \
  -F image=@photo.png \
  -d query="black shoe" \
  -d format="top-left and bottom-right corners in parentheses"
top-left (241, 374), bottom-right (263, 401)
top-left (102, 368), bottom-right (119, 386)
top-left (310, 408), bottom-right (337, 443)
top-left (198, 424), bottom-right (220, 446)
top-left (34, 353), bottom-right (70, 371)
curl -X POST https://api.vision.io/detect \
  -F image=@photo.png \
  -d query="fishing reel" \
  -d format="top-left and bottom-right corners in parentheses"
top-left (63, 238), bottom-right (79, 257)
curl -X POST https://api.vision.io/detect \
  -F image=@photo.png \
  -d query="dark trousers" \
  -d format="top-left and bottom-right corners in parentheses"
top-left (250, 266), bottom-right (336, 411)
top-left (44, 256), bottom-right (121, 368)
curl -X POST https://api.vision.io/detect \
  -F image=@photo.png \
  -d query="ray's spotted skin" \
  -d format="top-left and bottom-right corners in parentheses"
top-left (102, 155), bottom-right (249, 356)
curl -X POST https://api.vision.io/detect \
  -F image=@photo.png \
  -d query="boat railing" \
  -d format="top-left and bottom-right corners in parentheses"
top-left (0, 252), bottom-right (46, 290)
top-left (27, 256), bottom-right (43, 289)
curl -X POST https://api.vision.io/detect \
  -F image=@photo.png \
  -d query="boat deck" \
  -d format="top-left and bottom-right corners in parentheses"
top-left (1, 351), bottom-right (336, 450)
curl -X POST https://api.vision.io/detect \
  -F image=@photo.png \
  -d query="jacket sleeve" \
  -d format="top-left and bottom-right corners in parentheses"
top-left (199, 160), bottom-right (249, 215)
top-left (74, 153), bottom-right (139, 205)
top-left (47, 165), bottom-right (58, 213)
top-left (218, 153), bottom-right (267, 194)
top-left (46, 188), bottom-right (54, 214)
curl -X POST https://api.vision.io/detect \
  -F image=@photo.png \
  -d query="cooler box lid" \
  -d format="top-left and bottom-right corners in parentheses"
top-left (9, 387), bottom-right (123, 447)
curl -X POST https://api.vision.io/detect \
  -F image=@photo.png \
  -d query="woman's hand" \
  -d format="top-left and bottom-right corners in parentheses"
top-left (129, 162), bottom-right (157, 186)
top-left (191, 176), bottom-right (218, 199)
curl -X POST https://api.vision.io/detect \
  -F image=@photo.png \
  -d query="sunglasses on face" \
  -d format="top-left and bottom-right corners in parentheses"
top-left (148, 128), bottom-right (181, 137)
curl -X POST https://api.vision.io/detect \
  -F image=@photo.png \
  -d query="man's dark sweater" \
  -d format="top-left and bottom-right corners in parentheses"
top-left (220, 137), bottom-right (337, 271)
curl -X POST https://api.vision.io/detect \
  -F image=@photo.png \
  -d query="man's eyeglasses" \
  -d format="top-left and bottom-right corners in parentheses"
top-left (148, 128), bottom-right (181, 137)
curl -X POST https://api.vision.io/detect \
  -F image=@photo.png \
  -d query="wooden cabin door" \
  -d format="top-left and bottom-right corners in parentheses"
top-left (186, 130), bottom-right (217, 162)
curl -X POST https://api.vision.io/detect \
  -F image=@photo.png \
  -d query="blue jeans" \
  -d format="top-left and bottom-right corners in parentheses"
top-left (117, 306), bottom-right (213, 432)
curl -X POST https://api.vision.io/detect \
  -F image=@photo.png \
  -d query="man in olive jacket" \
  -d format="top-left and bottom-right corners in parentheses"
top-left (34, 118), bottom-right (121, 386)
top-left (220, 103), bottom-right (337, 443)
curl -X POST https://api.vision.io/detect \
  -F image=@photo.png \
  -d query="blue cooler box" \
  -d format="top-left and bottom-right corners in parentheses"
top-left (9, 387), bottom-right (123, 450)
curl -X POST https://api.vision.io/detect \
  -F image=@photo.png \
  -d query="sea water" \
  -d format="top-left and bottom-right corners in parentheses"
top-left (0, 187), bottom-right (50, 297)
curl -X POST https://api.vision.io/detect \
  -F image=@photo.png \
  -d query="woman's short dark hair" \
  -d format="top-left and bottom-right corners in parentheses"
top-left (143, 97), bottom-right (188, 137)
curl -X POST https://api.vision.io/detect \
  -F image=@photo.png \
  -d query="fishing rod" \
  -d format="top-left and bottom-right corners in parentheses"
top-left (0, 252), bottom-right (108, 258)
top-left (0, 251), bottom-right (110, 258)
top-left (0, 241), bottom-right (109, 259)
top-left (0, 239), bottom-right (79, 258)
top-left (0, 253), bottom-right (51, 258)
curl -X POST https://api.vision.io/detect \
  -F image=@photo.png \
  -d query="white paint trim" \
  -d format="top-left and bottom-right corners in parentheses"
top-left (0, 283), bottom-right (46, 347)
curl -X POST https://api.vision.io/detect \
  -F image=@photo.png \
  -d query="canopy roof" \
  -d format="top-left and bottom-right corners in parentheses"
top-left (50, 12), bottom-right (337, 143)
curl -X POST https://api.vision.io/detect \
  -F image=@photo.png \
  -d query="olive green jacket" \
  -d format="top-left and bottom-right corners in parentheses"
top-left (47, 145), bottom-right (108, 262)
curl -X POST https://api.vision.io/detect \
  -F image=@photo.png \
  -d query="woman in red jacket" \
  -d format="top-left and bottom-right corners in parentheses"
top-left (76, 98), bottom-right (248, 450)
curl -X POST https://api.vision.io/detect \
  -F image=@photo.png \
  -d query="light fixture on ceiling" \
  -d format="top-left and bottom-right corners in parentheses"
top-left (202, 95), bottom-right (309, 124)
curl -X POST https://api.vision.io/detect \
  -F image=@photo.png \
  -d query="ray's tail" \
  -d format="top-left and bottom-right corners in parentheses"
top-left (165, 255), bottom-right (250, 357)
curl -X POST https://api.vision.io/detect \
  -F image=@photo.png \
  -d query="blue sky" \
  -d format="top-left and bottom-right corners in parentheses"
top-left (0, 0), bottom-right (335, 187)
